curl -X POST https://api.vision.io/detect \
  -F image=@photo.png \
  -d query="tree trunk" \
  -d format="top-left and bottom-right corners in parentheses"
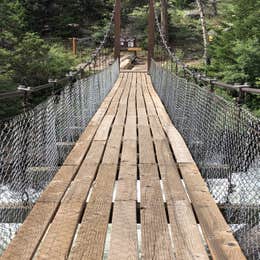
top-left (196, 0), bottom-right (209, 65)
top-left (160, 0), bottom-right (168, 40)
top-left (211, 0), bottom-right (218, 16)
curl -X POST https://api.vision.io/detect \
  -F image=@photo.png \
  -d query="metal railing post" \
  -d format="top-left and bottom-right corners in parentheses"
top-left (17, 85), bottom-right (31, 112)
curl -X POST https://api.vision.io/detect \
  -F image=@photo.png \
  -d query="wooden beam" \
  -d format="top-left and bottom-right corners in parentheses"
top-left (148, 0), bottom-right (155, 71)
top-left (114, 0), bottom-right (121, 62)
top-left (72, 37), bottom-right (77, 55)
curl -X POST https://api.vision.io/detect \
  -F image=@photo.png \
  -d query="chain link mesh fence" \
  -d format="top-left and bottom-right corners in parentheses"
top-left (150, 60), bottom-right (259, 259)
top-left (0, 60), bottom-right (119, 254)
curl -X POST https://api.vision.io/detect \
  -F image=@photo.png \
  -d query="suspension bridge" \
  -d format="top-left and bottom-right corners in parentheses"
top-left (0, 1), bottom-right (259, 259)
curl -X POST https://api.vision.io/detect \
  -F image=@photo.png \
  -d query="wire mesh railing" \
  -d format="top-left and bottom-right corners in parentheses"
top-left (0, 59), bottom-right (119, 254)
top-left (0, 0), bottom-right (119, 254)
top-left (150, 60), bottom-right (259, 259)
top-left (151, 1), bottom-right (259, 259)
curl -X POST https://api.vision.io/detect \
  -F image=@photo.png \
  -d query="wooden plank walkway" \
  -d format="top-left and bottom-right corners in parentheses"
top-left (1, 72), bottom-right (245, 260)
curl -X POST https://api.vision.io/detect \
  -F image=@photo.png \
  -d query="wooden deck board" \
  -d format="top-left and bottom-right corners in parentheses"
top-left (69, 73), bottom-right (131, 259)
top-left (34, 202), bottom-right (83, 260)
top-left (1, 202), bottom-right (57, 259)
top-left (145, 74), bottom-right (245, 260)
top-left (108, 73), bottom-right (138, 259)
top-left (27, 74), bottom-right (128, 260)
top-left (138, 74), bottom-right (174, 259)
top-left (108, 201), bottom-right (138, 260)
top-left (139, 164), bottom-right (174, 260)
top-left (69, 164), bottom-right (118, 260)
top-left (141, 74), bottom-right (208, 259)
top-left (178, 163), bottom-right (245, 260)
top-left (108, 165), bottom-right (138, 260)
top-left (2, 71), bottom-right (245, 260)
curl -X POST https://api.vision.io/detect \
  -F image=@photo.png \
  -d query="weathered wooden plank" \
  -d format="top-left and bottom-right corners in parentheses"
top-left (113, 104), bottom-right (127, 126)
top-left (137, 74), bottom-right (156, 164)
top-left (113, 73), bottom-right (131, 126)
top-left (102, 126), bottom-right (124, 164)
top-left (25, 166), bottom-right (75, 205)
top-left (111, 77), bottom-right (125, 103)
top-left (87, 108), bottom-right (108, 127)
top-left (136, 74), bottom-right (149, 127)
top-left (159, 164), bottom-right (209, 259)
top-left (103, 73), bottom-right (131, 162)
top-left (124, 116), bottom-right (137, 140)
top-left (120, 72), bottom-right (132, 105)
top-left (139, 164), bottom-right (162, 203)
top-left (144, 75), bottom-right (194, 163)
top-left (154, 140), bottom-right (175, 166)
top-left (64, 75), bottom-right (124, 166)
top-left (62, 180), bottom-right (93, 203)
top-left (68, 74), bottom-right (130, 259)
top-left (127, 72), bottom-right (137, 117)
top-left (141, 73), bottom-right (157, 116)
top-left (35, 168), bottom-right (99, 259)
top-left (149, 115), bottom-right (166, 140)
top-left (108, 201), bottom-right (138, 260)
top-left (139, 164), bottom-right (174, 259)
top-left (1, 202), bottom-right (57, 260)
top-left (83, 140), bottom-right (106, 164)
top-left (69, 164), bottom-right (118, 260)
top-left (123, 72), bottom-right (137, 138)
top-left (108, 164), bottom-right (138, 260)
top-left (49, 165), bottom-right (79, 183)
top-left (94, 115), bottom-right (115, 141)
top-left (179, 163), bottom-right (246, 260)
top-left (37, 180), bottom-right (72, 203)
top-left (159, 164), bottom-right (188, 201)
top-left (121, 140), bottom-right (137, 165)
top-left (42, 74), bottom-right (129, 259)
top-left (108, 87), bottom-right (138, 260)
top-left (106, 101), bottom-right (119, 116)
top-left (116, 164), bottom-right (137, 201)
top-left (34, 202), bottom-right (83, 260)
top-left (138, 126), bottom-right (156, 164)
top-left (74, 162), bottom-right (99, 181)
top-left (167, 200), bottom-right (209, 260)
top-left (166, 126), bottom-right (194, 163)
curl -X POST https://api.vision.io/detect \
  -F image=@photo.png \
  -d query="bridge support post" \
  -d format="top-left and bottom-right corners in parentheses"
top-left (114, 0), bottom-right (121, 64)
top-left (72, 37), bottom-right (77, 55)
top-left (148, 0), bottom-right (155, 72)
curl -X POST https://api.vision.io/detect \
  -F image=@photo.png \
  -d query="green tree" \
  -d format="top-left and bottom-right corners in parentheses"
top-left (9, 33), bottom-right (77, 86)
top-left (20, 0), bottom-right (115, 38)
top-left (209, 0), bottom-right (260, 87)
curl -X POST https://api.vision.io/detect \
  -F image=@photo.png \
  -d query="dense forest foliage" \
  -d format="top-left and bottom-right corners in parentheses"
top-left (0, 0), bottom-right (259, 118)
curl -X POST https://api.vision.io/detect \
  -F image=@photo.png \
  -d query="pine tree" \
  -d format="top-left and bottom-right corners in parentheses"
top-left (209, 0), bottom-right (260, 86)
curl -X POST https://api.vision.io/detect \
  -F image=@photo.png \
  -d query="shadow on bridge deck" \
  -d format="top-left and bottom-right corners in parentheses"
top-left (2, 70), bottom-right (245, 259)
